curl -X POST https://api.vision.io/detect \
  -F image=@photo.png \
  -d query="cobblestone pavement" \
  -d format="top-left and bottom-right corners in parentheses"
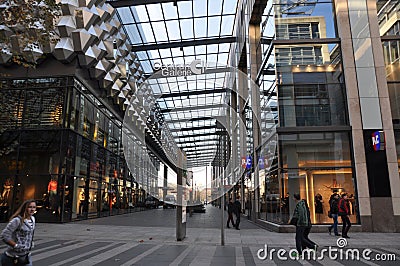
top-left (1, 205), bottom-right (399, 265)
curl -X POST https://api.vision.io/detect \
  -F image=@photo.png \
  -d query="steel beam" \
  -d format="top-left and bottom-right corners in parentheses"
top-left (161, 104), bottom-right (225, 113)
top-left (157, 88), bottom-right (227, 99)
top-left (108, 0), bottom-right (191, 8)
top-left (131, 37), bottom-right (236, 52)
top-left (170, 125), bottom-right (216, 132)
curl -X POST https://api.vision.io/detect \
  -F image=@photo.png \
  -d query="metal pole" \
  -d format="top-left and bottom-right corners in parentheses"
top-left (205, 166), bottom-right (207, 204)
top-left (221, 174), bottom-right (225, 246)
top-left (221, 133), bottom-right (226, 246)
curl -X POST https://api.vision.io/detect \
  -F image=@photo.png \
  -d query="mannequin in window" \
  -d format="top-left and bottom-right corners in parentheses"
top-left (1, 178), bottom-right (12, 203)
top-left (79, 191), bottom-right (85, 215)
top-left (48, 177), bottom-right (58, 212)
top-left (315, 193), bottom-right (324, 223)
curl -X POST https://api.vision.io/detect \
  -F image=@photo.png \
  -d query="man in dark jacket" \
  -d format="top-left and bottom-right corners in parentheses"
top-left (226, 198), bottom-right (235, 228)
top-left (233, 196), bottom-right (241, 230)
top-left (302, 200), bottom-right (317, 250)
top-left (328, 193), bottom-right (340, 236)
top-left (290, 193), bottom-right (317, 253)
top-left (338, 193), bottom-right (351, 238)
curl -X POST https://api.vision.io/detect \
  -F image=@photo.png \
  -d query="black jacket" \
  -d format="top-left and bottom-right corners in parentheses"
top-left (329, 198), bottom-right (339, 214)
top-left (233, 200), bottom-right (241, 216)
top-left (227, 202), bottom-right (234, 214)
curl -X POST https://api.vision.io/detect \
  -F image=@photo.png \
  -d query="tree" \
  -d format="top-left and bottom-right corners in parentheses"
top-left (0, 0), bottom-right (60, 67)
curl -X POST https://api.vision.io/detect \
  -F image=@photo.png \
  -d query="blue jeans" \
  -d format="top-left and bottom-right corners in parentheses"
top-left (329, 214), bottom-right (339, 235)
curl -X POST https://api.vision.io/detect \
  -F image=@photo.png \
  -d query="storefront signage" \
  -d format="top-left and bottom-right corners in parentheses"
top-left (372, 131), bottom-right (385, 151)
top-left (241, 156), bottom-right (252, 169)
top-left (257, 157), bottom-right (270, 169)
top-left (246, 156), bottom-right (252, 169)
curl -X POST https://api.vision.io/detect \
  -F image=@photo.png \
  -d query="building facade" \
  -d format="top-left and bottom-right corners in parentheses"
top-left (252, 0), bottom-right (399, 232)
top-left (0, 0), bottom-right (399, 232)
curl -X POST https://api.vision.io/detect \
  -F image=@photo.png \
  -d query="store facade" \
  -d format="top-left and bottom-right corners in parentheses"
top-left (0, 75), bottom-right (154, 222)
top-left (239, 0), bottom-right (400, 232)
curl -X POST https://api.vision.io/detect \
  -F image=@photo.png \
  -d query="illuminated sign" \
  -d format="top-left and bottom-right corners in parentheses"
top-left (241, 156), bottom-right (252, 169)
top-left (372, 131), bottom-right (385, 151)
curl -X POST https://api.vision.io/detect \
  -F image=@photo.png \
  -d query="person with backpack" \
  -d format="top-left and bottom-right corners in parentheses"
top-left (328, 193), bottom-right (340, 236)
top-left (1, 199), bottom-right (36, 265)
top-left (338, 193), bottom-right (351, 238)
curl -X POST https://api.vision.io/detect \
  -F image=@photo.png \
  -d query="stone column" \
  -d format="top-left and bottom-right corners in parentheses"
top-left (249, 23), bottom-right (262, 220)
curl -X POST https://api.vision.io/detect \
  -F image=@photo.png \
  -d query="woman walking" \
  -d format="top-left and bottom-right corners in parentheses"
top-left (1, 199), bottom-right (36, 266)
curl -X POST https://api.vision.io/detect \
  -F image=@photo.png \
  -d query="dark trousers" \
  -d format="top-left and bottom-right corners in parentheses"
top-left (341, 215), bottom-right (351, 236)
top-left (295, 226), bottom-right (315, 253)
top-left (227, 213), bottom-right (235, 227)
top-left (1, 252), bottom-right (32, 266)
top-left (302, 226), bottom-right (316, 249)
top-left (235, 213), bottom-right (240, 229)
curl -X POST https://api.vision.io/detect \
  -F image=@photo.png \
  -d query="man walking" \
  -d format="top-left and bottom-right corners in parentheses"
top-left (226, 198), bottom-right (235, 228)
top-left (233, 196), bottom-right (241, 230)
top-left (328, 193), bottom-right (340, 236)
top-left (290, 193), bottom-right (317, 253)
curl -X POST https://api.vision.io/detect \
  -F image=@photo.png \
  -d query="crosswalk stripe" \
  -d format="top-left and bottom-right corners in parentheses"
top-left (169, 245), bottom-right (192, 266)
top-left (32, 241), bottom-right (95, 261)
top-left (248, 246), bottom-right (276, 266)
top-left (367, 248), bottom-right (400, 262)
top-left (358, 250), bottom-right (382, 266)
top-left (32, 240), bottom-right (82, 255)
top-left (236, 246), bottom-right (246, 266)
top-left (189, 245), bottom-right (216, 266)
top-left (298, 260), bottom-right (315, 265)
top-left (317, 258), bottom-right (343, 266)
top-left (69, 242), bottom-right (139, 266)
top-left (375, 247), bottom-right (400, 260)
top-left (119, 244), bottom-right (163, 266)
top-left (46, 242), bottom-right (119, 266)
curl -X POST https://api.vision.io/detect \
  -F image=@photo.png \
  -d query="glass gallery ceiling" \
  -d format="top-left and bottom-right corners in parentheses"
top-left (110, 0), bottom-right (239, 167)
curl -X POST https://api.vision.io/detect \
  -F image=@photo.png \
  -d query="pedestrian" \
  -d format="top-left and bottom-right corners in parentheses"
top-left (226, 198), bottom-right (235, 228)
top-left (328, 193), bottom-right (341, 236)
top-left (233, 196), bottom-right (241, 230)
top-left (289, 193), bottom-right (317, 254)
top-left (1, 199), bottom-right (36, 266)
top-left (302, 199), bottom-right (317, 250)
top-left (338, 193), bottom-right (351, 238)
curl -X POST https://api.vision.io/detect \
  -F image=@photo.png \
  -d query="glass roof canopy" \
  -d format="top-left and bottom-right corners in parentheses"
top-left (110, 0), bottom-right (239, 167)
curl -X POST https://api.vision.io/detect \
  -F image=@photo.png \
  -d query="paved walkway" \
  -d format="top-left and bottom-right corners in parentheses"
top-left (0, 205), bottom-right (399, 265)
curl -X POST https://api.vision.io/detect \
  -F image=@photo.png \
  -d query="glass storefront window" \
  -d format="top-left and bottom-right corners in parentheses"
top-left (388, 83), bottom-right (400, 124)
top-left (274, 1), bottom-right (337, 39)
top-left (276, 42), bottom-right (347, 127)
top-left (280, 132), bottom-right (352, 168)
top-left (0, 77), bottom-right (153, 222)
top-left (276, 132), bottom-right (358, 224)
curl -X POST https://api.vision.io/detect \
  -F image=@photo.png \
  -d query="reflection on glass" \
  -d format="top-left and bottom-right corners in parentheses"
top-left (274, 1), bottom-right (336, 39)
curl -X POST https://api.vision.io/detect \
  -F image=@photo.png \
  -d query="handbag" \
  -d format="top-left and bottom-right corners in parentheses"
top-left (13, 254), bottom-right (30, 265)
top-left (328, 210), bottom-right (332, 218)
